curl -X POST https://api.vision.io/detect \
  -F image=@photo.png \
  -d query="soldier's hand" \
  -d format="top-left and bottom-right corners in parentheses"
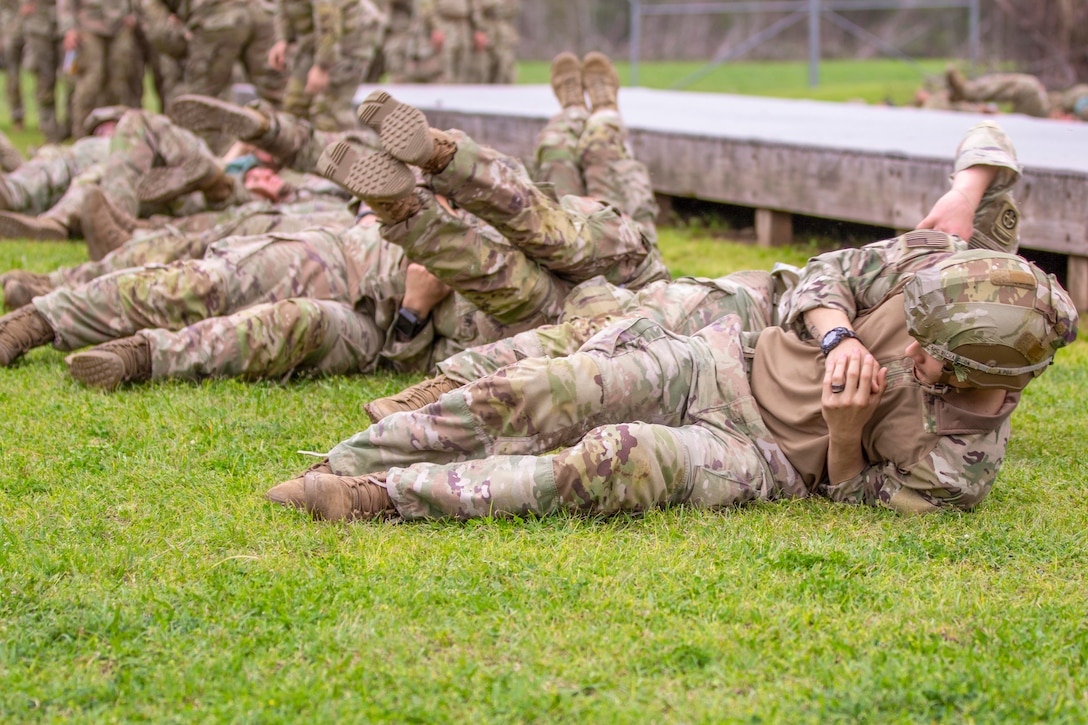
top-left (305, 65), bottom-right (330, 95)
top-left (431, 29), bottom-right (445, 50)
top-left (268, 40), bottom-right (288, 72)
top-left (63, 29), bottom-right (80, 51)
top-left (19, 2), bottom-right (34, 17)
top-left (821, 348), bottom-right (887, 439)
top-left (916, 187), bottom-right (974, 241)
top-left (473, 31), bottom-right (488, 51)
top-left (825, 337), bottom-right (881, 394)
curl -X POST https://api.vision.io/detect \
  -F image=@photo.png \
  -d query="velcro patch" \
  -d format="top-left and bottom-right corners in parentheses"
top-left (990, 269), bottom-right (1036, 289)
top-left (902, 229), bottom-right (954, 249)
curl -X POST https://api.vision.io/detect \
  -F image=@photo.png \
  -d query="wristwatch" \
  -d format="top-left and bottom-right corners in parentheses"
top-left (394, 307), bottom-right (428, 342)
top-left (820, 326), bottom-right (859, 356)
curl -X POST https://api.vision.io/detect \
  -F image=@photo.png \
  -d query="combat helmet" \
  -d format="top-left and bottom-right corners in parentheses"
top-left (82, 106), bottom-right (129, 137)
top-left (903, 250), bottom-right (1079, 390)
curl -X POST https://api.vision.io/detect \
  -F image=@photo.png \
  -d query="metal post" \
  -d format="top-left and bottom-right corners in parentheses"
top-left (630, 0), bottom-right (642, 87)
top-left (808, 0), bottom-right (821, 87)
top-left (968, 0), bottom-right (980, 73)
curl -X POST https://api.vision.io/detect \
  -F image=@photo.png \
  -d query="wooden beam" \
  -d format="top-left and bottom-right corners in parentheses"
top-left (1067, 255), bottom-right (1088, 313)
top-left (756, 208), bottom-right (793, 248)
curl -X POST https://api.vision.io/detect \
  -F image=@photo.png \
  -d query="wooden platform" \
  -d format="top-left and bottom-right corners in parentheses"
top-left (356, 84), bottom-right (1088, 310)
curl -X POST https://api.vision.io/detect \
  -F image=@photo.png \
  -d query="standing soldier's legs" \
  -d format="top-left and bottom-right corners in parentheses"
top-left (241, 1), bottom-right (285, 108)
top-left (69, 32), bottom-right (109, 138)
top-left (178, 18), bottom-right (251, 102)
top-left (312, 55), bottom-right (369, 131)
top-left (109, 27), bottom-right (145, 110)
top-left (27, 33), bottom-right (63, 142)
top-left (282, 46), bottom-right (316, 120)
top-left (4, 21), bottom-right (25, 128)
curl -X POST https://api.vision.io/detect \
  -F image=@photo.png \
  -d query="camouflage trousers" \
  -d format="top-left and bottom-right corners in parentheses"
top-left (70, 27), bottom-right (143, 139)
top-left (3, 13), bottom-right (25, 124)
top-left (432, 16), bottom-right (473, 82)
top-left (437, 270), bottom-right (776, 384)
top-left (32, 224), bottom-right (385, 351)
top-left (952, 121), bottom-right (1021, 254)
top-left (282, 44), bottom-right (376, 131)
top-left (46, 205), bottom-right (353, 289)
top-left (533, 106), bottom-right (658, 236)
top-left (326, 315), bottom-right (806, 520)
top-left (958, 73), bottom-right (1048, 117)
top-left (381, 129), bottom-right (669, 327)
top-left (42, 110), bottom-right (220, 232)
top-left (25, 31), bottom-right (70, 142)
top-left (1, 137), bottom-right (109, 215)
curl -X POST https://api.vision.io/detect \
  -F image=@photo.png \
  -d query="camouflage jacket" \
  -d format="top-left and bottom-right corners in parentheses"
top-left (57, 0), bottom-right (136, 35)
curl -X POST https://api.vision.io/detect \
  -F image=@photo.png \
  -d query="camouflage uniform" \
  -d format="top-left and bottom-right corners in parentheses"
top-left (22, 0), bottom-right (71, 142)
top-left (436, 121), bottom-right (1021, 385)
top-left (952, 72), bottom-right (1049, 118)
top-left (57, 0), bottom-right (144, 138)
top-left (417, 0), bottom-right (473, 82)
top-left (470, 0), bottom-right (516, 84)
top-left (1049, 84), bottom-right (1088, 121)
top-left (0, 136), bottom-right (110, 214)
top-left (275, 0), bottom-right (389, 130)
top-left (381, 0), bottom-right (414, 82)
top-left (39, 109), bottom-right (230, 233)
top-left (1, 0), bottom-right (26, 128)
top-left (0, 127), bottom-right (24, 172)
top-left (379, 120), bottom-right (669, 331)
top-left (137, 0), bottom-right (188, 111)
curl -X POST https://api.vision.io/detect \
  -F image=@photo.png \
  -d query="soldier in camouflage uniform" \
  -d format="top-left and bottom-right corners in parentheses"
top-left (470, 0), bottom-right (517, 84)
top-left (2, 0), bottom-right (27, 131)
top-left (1048, 84), bottom-right (1088, 121)
top-left (269, 0), bottom-right (389, 130)
top-left (416, 0), bottom-right (474, 83)
top-left (285, 246), bottom-right (1076, 523)
top-left (945, 67), bottom-right (1050, 118)
top-left (58, 0), bottom-right (144, 138)
top-left (22, 0), bottom-right (71, 142)
top-left (381, 0), bottom-right (414, 82)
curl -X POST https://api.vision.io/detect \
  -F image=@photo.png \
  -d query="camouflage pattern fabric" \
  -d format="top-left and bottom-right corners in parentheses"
top-left (1050, 84), bottom-right (1088, 120)
top-left (326, 314), bottom-right (805, 519)
top-left (426, 129), bottom-right (669, 290)
top-left (438, 270), bottom-right (776, 384)
top-left (32, 224), bottom-right (384, 351)
top-left (0, 127), bottom-right (21, 172)
top-left (278, 0), bottom-right (388, 129)
top-left (41, 109), bottom-right (221, 231)
top-left (534, 106), bottom-right (658, 238)
top-left (381, 0), bottom-right (413, 82)
top-left (1, 137), bottom-right (109, 215)
top-left (46, 206), bottom-right (354, 289)
top-left (956, 73), bottom-right (1049, 117)
top-left (471, 0), bottom-right (517, 83)
top-left (2, 0), bottom-right (26, 125)
top-left (417, 0), bottom-right (472, 82)
top-left (23, 2), bottom-right (69, 141)
top-left (141, 297), bottom-right (385, 381)
top-left (247, 102), bottom-right (381, 172)
top-left (951, 121), bottom-right (1022, 253)
top-left (58, 0), bottom-right (144, 138)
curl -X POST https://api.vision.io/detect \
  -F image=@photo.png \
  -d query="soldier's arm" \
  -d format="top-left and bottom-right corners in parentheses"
top-left (822, 423), bottom-right (1008, 514)
top-left (272, 0), bottom-right (291, 44)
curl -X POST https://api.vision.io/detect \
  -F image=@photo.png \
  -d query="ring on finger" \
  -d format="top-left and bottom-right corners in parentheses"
top-left (830, 383), bottom-right (845, 394)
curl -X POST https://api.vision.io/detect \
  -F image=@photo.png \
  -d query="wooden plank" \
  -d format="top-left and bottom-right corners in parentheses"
top-left (1067, 256), bottom-right (1088, 315)
top-left (756, 209), bottom-right (793, 247)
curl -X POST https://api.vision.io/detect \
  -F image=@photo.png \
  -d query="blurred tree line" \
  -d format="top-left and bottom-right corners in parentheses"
top-left (517, 0), bottom-right (1088, 86)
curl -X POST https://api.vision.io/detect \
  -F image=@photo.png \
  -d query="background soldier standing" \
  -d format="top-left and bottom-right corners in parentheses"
top-left (269, 0), bottom-right (389, 130)
top-left (57, 0), bottom-right (144, 138)
top-left (23, 0), bottom-right (72, 141)
top-left (1, 0), bottom-right (27, 131)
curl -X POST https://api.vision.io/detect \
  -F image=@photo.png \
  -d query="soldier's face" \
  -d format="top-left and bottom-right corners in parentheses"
top-left (244, 167), bottom-right (289, 201)
top-left (905, 340), bottom-right (946, 385)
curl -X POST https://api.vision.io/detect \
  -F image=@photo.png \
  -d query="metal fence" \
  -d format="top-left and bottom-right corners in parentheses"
top-left (628, 0), bottom-right (981, 88)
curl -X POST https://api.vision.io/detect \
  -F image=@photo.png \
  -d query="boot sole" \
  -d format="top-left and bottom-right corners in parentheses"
top-left (138, 159), bottom-right (215, 205)
top-left (315, 141), bottom-right (415, 202)
top-left (0, 212), bottom-right (67, 241)
top-left (170, 95), bottom-right (267, 140)
top-left (357, 93), bottom-right (435, 167)
top-left (65, 350), bottom-right (126, 391)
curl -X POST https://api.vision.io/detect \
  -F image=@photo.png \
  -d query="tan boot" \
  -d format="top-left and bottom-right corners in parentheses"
top-left (303, 472), bottom-right (395, 522)
top-left (64, 335), bottom-right (151, 391)
top-left (582, 52), bottom-right (621, 111)
top-left (315, 140), bottom-right (416, 202)
top-left (946, 65), bottom-right (968, 102)
top-left (1, 270), bottom-right (54, 311)
top-left (0, 211), bottom-right (67, 241)
top-left (0, 129), bottom-right (22, 172)
top-left (0, 306), bottom-right (54, 366)
top-left (550, 52), bottom-right (586, 109)
top-left (266, 459), bottom-right (333, 510)
top-left (357, 91), bottom-right (456, 173)
top-left (137, 157), bottom-right (226, 205)
top-left (169, 94), bottom-right (271, 141)
top-left (80, 188), bottom-right (132, 261)
top-left (364, 374), bottom-right (461, 424)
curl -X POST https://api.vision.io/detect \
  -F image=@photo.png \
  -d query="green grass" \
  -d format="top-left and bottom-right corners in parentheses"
top-left (2, 230), bottom-right (1087, 722)
top-left (518, 57), bottom-right (952, 105)
top-left (3, 62), bottom-right (1088, 721)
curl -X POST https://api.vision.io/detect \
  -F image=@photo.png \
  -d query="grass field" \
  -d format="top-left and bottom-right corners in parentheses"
top-left (2, 63), bottom-right (1088, 721)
